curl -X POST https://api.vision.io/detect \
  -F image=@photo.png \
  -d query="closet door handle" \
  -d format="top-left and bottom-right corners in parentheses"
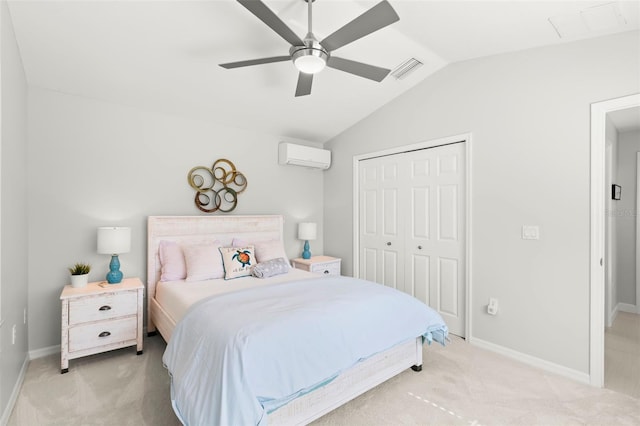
top-left (386, 242), bottom-right (391, 246)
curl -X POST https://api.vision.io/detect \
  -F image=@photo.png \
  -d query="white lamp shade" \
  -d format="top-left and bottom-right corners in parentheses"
top-left (97, 227), bottom-right (131, 254)
top-left (298, 222), bottom-right (317, 240)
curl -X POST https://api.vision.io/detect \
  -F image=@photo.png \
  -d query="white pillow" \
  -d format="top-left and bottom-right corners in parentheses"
top-left (219, 246), bottom-right (256, 280)
top-left (183, 241), bottom-right (224, 282)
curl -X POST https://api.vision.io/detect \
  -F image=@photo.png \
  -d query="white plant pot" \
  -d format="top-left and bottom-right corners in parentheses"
top-left (70, 274), bottom-right (89, 288)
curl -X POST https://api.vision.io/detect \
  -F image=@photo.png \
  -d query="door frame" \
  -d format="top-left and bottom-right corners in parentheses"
top-left (636, 153), bottom-right (640, 314)
top-left (352, 132), bottom-right (473, 340)
top-left (590, 93), bottom-right (640, 387)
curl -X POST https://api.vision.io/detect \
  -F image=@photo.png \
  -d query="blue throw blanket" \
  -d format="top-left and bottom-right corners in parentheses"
top-left (163, 276), bottom-right (447, 425)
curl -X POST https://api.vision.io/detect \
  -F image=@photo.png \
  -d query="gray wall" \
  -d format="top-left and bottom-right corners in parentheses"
top-left (0, 0), bottom-right (29, 419)
top-left (615, 129), bottom-right (640, 306)
top-left (27, 87), bottom-right (325, 351)
top-left (323, 32), bottom-right (640, 375)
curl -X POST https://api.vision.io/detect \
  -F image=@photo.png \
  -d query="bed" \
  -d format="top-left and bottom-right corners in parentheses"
top-left (147, 215), bottom-right (447, 425)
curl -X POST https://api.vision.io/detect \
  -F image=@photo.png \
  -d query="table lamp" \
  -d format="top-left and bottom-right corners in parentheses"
top-left (97, 227), bottom-right (131, 284)
top-left (298, 222), bottom-right (317, 260)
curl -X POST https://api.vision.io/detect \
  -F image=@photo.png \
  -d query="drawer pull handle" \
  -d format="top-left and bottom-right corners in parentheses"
top-left (418, 245), bottom-right (423, 250)
top-left (386, 242), bottom-right (391, 246)
top-left (324, 270), bottom-right (329, 274)
top-left (99, 305), bottom-right (112, 311)
top-left (98, 331), bottom-right (111, 338)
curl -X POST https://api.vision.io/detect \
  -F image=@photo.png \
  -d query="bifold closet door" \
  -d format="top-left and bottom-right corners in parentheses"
top-left (404, 143), bottom-right (465, 337)
top-left (358, 142), bottom-right (466, 337)
top-left (358, 154), bottom-right (405, 290)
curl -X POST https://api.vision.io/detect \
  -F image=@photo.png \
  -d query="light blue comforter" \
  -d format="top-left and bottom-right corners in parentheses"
top-left (163, 276), bottom-right (447, 426)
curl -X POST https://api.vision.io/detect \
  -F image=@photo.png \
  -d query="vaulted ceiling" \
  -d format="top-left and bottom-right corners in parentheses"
top-left (8, 0), bottom-right (639, 142)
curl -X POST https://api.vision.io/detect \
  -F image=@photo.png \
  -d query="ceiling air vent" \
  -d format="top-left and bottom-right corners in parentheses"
top-left (390, 58), bottom-right (424, 80)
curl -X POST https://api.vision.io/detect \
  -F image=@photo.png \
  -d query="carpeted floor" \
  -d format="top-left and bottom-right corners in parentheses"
top-left (8, 334), bottom-right (640, 425)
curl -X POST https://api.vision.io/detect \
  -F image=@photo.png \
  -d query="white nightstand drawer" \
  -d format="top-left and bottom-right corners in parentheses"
top-left (291, 256), bottom-right (341, 276)
top-left (69, 316), bottom-right (137, 352)
top-left (69, 291), bottom-right (137, 325)
top-left (311, 261), bottom-right (340, 276)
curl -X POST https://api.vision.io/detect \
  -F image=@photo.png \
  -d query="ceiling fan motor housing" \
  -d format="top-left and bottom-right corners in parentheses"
top-left (290, 37), bottom-right (329, 74)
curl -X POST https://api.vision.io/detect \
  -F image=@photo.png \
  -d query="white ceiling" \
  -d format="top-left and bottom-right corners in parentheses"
top-left (7, 0), bottom-right (640, 142)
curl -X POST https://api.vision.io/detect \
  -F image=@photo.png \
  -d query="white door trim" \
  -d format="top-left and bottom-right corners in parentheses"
top-left (590, 93), bottom-right (640, 387)
top-left (352, 133), bottom-right (473, 340)
top-left (636, 153), bottom-right (640, 313)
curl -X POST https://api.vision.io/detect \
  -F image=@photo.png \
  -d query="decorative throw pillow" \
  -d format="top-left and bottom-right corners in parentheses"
top-left (251, 258), bottom-right (290, 279)
top-left (159, 240), bottom-right (186, 281)
top-left (253, 240), bottom-right (290, 266)
top-left (183, 241), bottom-right (224, 282)
top-left (219, 246), bottom-right (256, 280)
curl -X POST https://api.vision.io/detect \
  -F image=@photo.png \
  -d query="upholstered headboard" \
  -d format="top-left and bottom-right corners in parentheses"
top-left (146, 214), bottom-right (284, 304)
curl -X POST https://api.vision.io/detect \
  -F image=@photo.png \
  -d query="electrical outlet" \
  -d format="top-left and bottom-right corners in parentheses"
top-left (12, 324), bottom-right (17, 345)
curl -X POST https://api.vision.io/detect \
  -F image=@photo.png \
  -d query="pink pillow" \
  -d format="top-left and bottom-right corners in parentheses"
top-left (159, 240), bottom-right (186, 281)
top-left (232, 237), bottom-right (248, 247)
top-left (183, 241), bottom-right (224, 282)
top-left (254, 240), bottom-right (290, 265)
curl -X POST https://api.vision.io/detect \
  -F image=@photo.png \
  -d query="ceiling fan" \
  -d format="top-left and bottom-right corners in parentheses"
top-left (220, 0), bottom-right (400, 97)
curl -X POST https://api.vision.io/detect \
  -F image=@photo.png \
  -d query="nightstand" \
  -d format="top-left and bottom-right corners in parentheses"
top-left (291, 256), bottom-right (341, 276)
top-left (60, 277), bottom-right (144, 374)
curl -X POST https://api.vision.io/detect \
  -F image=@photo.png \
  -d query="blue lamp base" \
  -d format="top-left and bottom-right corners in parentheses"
top-left (106, 255), bottom-right (123, 284)
top-left (302, 240), bottom-right (311, 259)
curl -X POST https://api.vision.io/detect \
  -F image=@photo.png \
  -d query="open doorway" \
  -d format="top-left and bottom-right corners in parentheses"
top-left (604, 106), bottom-right (640, 398)
top-left (591, 93), bottom-right (640, 389)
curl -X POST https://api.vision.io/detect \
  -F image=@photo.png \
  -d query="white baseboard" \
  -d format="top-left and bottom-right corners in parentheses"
top-left (608, 304), bottom-right (620, 327)
top-left (470, 338), bottom-right (590, 385)
top-left (29, 344), bottom-right (60, 360)
top-left (616, 302), bottom-right (639, 314)
top-left (0, 355), bottom-right (28, 426)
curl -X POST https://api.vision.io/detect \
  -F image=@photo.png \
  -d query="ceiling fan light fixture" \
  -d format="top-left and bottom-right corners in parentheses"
top-left (291, 47), bottom-right (328, 74)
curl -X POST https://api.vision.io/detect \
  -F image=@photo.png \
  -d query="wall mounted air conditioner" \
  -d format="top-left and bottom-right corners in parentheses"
top-left (278, 143), bottom-right (331, 170)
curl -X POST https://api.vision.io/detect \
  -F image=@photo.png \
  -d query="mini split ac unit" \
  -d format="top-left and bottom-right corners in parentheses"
top-left (278, 143), bottom-right (331, 170)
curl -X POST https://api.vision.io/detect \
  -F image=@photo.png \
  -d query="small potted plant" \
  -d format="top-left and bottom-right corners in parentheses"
top-left (69, 262), bottom-right (91, 288)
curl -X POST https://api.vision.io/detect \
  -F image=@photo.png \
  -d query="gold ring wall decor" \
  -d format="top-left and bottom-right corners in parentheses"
top-left (187, 159), bottom-right (248, 213)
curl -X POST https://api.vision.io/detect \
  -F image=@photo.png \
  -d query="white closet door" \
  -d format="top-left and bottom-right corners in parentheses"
top-left (358, 155), bottom-right (404, 289)
top-left (404, 143), bottom-right (465, 337)
top-left (358, 142), bottom-right (466, 337)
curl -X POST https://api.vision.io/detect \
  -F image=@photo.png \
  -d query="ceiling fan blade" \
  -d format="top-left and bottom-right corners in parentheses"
top-left (220, 55), bottom-right (291, 69)
top-left (295, 72), bottom-right (313, 97)
top-left (320, 0), bottom-right (399, 52)
top-left (238, 0), bottom-right (304, 46)
top-left (327, 56), bottom-right (390, 82)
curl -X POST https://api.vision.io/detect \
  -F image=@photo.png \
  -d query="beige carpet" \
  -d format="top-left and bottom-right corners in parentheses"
top-left (604, 312), bottom-right (640, 398)
top-left (8, 335), bottom-right (640, 425)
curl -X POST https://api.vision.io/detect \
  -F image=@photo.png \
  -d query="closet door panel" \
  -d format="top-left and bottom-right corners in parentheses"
top-left (410, 253), bottom-right (430, 305)
top-left (437, 257), bottom-right (459, 316)
top-left (358, 156), bottom-right (403, 287)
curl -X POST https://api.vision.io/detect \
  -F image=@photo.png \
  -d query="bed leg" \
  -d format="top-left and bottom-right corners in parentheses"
top-left (411, 365), bottom-right (422, 372)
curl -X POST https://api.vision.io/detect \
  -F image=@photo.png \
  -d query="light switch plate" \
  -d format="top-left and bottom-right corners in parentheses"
top-left (522, 225), bottom-right (540, 240)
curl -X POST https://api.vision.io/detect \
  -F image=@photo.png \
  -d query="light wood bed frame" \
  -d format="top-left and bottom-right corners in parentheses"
top-left (147, 215), bottom-right (423, 425)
